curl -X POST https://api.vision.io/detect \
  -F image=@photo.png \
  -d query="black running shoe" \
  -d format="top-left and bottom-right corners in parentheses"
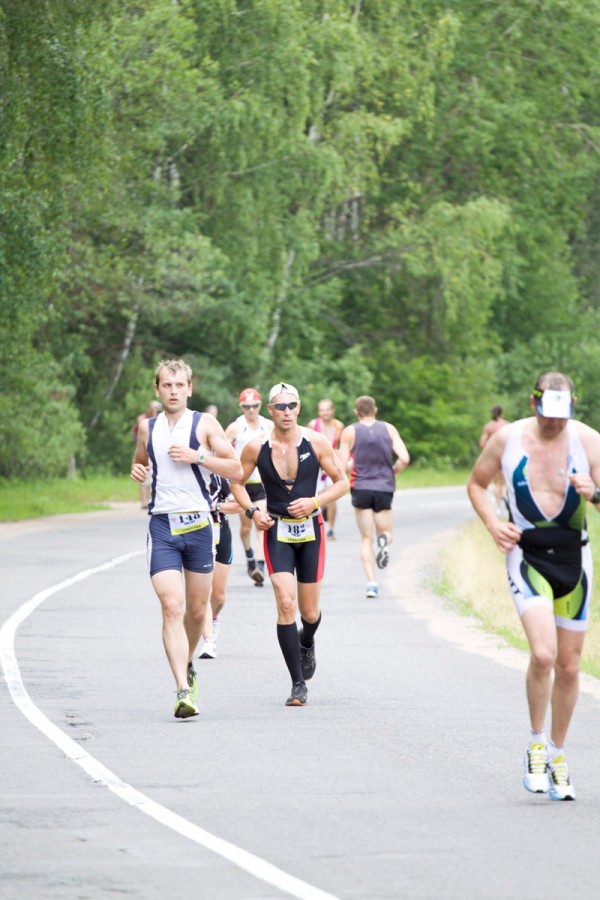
top-left (246, 552), bottom-right (257, 579)
top-left (285, 681), bottom-right (307, 706)
top-left (299, 632), bottom-right (316, 680)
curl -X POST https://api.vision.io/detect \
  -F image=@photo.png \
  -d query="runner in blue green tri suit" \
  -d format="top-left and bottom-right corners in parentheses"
top-left (468, 371), bottom-right (600, 801)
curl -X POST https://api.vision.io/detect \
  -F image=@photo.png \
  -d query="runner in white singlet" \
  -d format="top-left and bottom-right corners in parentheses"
top-left (131, 359), bottom-right (242, 720)
top-left (225, 388), bottom-right (273, 584)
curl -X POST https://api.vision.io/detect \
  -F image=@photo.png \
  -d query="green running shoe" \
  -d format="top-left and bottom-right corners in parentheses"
top-left (187, 663), bottom-right (198, 701)
top-left (174, 687), bottom-right (198, 719)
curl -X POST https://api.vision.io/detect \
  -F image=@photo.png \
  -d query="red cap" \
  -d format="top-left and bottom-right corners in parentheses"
top-left (239, 388), bottom-right (261, 404)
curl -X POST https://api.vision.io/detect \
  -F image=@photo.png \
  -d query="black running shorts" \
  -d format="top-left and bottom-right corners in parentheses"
top-left (351, 488), bottom-right (394, 512)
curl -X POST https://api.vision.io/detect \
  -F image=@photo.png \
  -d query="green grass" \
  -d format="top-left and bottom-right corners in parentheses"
top-left (397, 465), bottom-right (470, 488)
top-left (0, 475), bottom-right (139, 521)
top-left (0, 466), bottom-right (470, 522)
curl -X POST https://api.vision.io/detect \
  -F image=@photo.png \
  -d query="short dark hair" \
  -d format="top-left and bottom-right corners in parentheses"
top-left (355, 395), bottom-right (376, 417)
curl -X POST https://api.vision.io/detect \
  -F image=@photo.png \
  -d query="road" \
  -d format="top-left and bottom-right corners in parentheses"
top-left (2, 487), bottom-right (600, 899)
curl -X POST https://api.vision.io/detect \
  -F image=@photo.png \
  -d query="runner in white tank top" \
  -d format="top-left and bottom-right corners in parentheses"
top-left (131, 359), bottom-right (242, 720)
top-left (225, 387), bottom-right (273, 584)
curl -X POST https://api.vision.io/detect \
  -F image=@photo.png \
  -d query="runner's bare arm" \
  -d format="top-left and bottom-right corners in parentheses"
top-left (387, 424), bottom-right (410, 474)
top-left (131, 418), bottom-right (150, 482)
top-left (467, 429), bottom-right (522, 553)
top-left (570, 422), bottom-right (600, 506)
top-left (230, 442), bottom-right (274, 530)
top-left (337, 425), bottom-right (355, 474)
top-left (224, 419), bottom-right (239, 445)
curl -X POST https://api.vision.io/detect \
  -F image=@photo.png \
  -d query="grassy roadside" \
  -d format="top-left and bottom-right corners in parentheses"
top-left (0, 475), bottom-right (139, 521)
top-left (396, 466), bottom-right (471, 488)
top-left (438, 514), bottom-right (600, 680)
top-left (0, 465), bottom-right (470, 522)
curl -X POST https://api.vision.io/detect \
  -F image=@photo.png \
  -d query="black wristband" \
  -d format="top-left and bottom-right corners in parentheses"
top-left (592, 488), bottom-right (600, 504)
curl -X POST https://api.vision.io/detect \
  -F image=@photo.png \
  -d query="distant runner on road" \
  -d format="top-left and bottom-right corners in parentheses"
top-left (225, 389), bottom-right (273, 586)
top-left (479, 404), bottom-right (509, 514)
top-left (306, 398), bottom-right (345, 541)
top-left (338, 395), bottom-right (410, 599)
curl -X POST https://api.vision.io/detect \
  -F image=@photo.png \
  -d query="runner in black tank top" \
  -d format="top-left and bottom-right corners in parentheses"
top-left (230, 382), bottom-right (348, 707)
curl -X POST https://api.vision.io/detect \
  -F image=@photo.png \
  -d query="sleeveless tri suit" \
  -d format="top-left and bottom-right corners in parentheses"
top-left (502, 418), bottom-right (592, 631)
top-left (257, 427), bottom-right (326, 583)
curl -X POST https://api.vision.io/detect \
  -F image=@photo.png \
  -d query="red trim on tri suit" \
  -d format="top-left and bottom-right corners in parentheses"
top-left (263, 529), bottom-right (273, 575)
top-left (316, 512), bottom-right (326, 581)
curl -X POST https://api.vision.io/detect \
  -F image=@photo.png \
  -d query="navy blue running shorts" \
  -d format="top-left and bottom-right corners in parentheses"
top-left (147, 513), bottom-right (214, 576)
top-left (351, 488), bottom-right (394, 512)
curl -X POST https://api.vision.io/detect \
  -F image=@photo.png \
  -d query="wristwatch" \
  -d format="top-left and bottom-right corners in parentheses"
top-left (245, 507), bottom-right (259, 519)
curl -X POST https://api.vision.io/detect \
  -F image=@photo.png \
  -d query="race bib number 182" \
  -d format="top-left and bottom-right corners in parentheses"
top-left (277, 516), bottom-right (316, 544)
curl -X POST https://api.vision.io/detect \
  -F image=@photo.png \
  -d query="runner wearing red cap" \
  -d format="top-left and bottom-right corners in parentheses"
top-left (225, 388), bottom-right (273, 584)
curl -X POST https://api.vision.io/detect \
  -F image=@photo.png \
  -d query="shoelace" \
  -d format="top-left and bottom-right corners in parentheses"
top-left (528, 743), bottom-right (548, 774)
top-left (550, 754), bottom-right (570, 786)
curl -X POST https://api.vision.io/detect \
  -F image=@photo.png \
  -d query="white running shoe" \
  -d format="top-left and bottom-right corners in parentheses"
top-left (200, 638), bottom-right (217, 659)
top-left (548, 754), bottom-right (576, 801)
top-left (366, 582), bottom-right (379, 598)
top-left (523, 743), bottom-right (549, 794)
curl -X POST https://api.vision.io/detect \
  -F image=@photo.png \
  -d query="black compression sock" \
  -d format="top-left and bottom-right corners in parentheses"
top-left (277, 623), bottom-right (303, 683)
top-left (300, 613), bottom-right (321, 648)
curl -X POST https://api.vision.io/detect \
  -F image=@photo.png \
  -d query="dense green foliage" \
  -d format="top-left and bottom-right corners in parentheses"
top-left (2, 0), bottom-right (600, 477)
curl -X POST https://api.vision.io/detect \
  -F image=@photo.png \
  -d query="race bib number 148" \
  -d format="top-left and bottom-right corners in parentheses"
top-left (168, 512), bottom-right (210, 535)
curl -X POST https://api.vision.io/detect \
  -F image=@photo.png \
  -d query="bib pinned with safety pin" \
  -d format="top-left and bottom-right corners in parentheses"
top-left (277, 516), bottom-right (316, 544)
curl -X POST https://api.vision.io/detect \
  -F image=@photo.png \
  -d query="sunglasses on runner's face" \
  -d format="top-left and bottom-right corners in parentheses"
top-left (272, 401), bottom-right (299, 411)
top-left (242, 403), bottom-right (260, 410)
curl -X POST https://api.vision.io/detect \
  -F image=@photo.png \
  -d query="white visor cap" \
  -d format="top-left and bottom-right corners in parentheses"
top-left (534, 389), bottom-right (573, 419)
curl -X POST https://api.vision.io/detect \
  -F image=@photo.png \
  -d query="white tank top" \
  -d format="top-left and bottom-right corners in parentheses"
top-left (148, 409), bottom-right (212, 514)
top-left (233, 414), bottom-right (272, 484)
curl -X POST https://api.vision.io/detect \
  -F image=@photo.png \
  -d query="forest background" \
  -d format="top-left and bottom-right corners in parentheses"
top-left (3, 0), bottom-right (600, 481)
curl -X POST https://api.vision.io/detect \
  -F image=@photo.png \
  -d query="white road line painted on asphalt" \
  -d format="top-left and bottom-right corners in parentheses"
top-left (0, 553), bottom-right (338, 900)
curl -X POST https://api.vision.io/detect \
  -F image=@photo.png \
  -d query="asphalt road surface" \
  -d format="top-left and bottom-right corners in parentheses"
top-left (2, 487), bottom-right (600, 899)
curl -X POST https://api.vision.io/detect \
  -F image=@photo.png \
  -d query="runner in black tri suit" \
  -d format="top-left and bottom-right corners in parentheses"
top-left (231, 382), bottom-right (348, 707)
top-left (198, 474), bottom-right (242, 660)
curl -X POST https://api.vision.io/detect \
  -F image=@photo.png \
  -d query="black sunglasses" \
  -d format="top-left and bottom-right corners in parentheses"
top-left (242, 403), bottom-right (260, 410)
top-left (272, 401), bottom-right (299, 411)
